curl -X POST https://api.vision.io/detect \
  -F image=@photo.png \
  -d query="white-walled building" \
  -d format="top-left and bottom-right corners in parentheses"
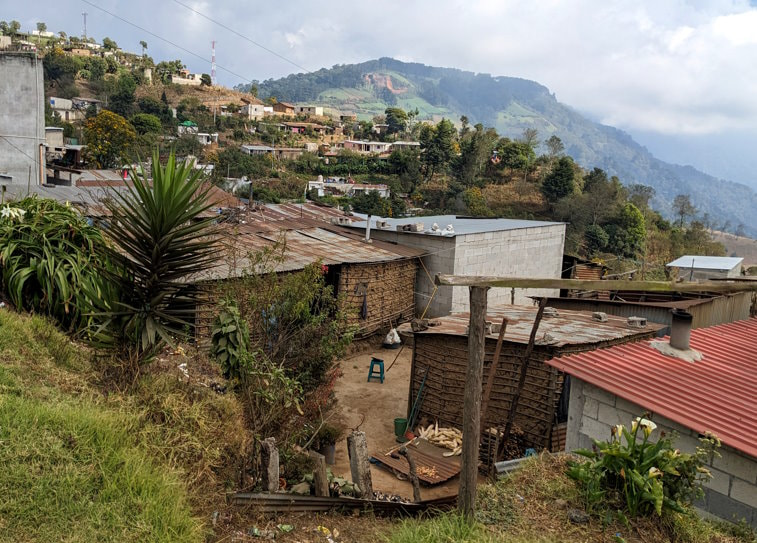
top-left (295, 105), bottom-right (323, 116)
top-left (346, 215), bottom-right (566, 317)
top-left (667, 255), bottom-right (743, 280)
top-left (241, 103), bottom-right (267, 119)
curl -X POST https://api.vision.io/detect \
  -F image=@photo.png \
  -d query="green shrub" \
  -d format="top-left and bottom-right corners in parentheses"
top-left (386, 512), bottom-right (495, 543)
top-left (567, 415), bottom-right (720, 517)
top-left (210, 299), bottom-right (250, 380)
top-left (0, 197), bottom-right (116, 333)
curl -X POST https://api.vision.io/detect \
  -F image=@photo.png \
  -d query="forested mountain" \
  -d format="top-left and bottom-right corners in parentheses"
top-left (239, 58), bottom-right (757, 236)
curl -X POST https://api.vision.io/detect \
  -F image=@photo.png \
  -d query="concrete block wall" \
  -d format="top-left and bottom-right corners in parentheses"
top-left (363, 229), bottom-right (456, 318)
top-left (567, 378), bottom-right (757, 527)
top-left (0, 53), bottom-right (45, 186)
top-left (449, 224), bottom-right (566, 312)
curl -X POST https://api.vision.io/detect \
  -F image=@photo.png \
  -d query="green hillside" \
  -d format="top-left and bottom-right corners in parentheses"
top-left (244, 58), bottom-right (757, 236)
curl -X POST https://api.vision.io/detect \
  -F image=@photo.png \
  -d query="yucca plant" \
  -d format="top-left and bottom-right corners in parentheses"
top-left (95, 149), bottom-right (219, 362)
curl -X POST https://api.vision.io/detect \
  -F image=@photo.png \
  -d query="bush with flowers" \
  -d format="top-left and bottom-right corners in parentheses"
top-left (567, 414), bottom-right (721, 517)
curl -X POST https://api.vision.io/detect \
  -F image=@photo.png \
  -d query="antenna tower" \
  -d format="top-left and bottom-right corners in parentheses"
top-left (82, 12), bottom-right (88, 40)
top-left (211, 40), bottom-right (216, 85)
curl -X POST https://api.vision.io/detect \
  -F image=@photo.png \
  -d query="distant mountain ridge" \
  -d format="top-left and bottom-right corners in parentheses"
top-left (240, 58), bottom-right (757, 236)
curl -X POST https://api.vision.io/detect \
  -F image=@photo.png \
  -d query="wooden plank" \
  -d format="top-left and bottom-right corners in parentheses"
top-left (502, 298), bottom-right (547, 448)
top-left (434, 275), bottom-right (757, 293)
top-left (309, 450), bottom-right (330, 497)
top-left (458, 286), bottom-right (488, 517)
top-left (480, 317), bottom-right (508, 431)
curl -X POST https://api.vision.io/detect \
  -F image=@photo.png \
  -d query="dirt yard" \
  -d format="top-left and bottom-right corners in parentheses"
top-left (330, 344), bottom-right (460, 501)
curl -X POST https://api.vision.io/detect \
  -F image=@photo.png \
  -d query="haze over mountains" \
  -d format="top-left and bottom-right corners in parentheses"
top-left (240, 58), bottom-right (757, 236)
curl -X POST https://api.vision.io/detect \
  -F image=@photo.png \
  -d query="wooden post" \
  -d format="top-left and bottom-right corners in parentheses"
top-left (458, 285), bottom-right (489, 517)
top-left (260, 437), bottom-right (279, 492)
top-left (501, 297), bottom-right (547, 447)
top-left (309, 450), bottom-right (330, 497)
top-left (398, 447), bottom-right (422, 502)
top-left (480, 317), bottom-right (508, 432)
top-left (347, 430), bottom-right (373, 498)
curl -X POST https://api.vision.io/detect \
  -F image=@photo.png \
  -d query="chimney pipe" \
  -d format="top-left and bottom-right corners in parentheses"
top-left (669, 309), bottom-right (693, 350)
top-left (364, 214), bottom-right (372, 242)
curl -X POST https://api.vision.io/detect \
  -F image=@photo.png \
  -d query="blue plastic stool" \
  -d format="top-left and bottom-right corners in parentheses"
top-left (367, 357), bottom-right (385, 383)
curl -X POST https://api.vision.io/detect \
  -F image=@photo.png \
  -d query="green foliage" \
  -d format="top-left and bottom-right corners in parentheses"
top-left (0, 312), bottom-right (203, 543)
top-left (567, 415), bottom-right (720, 517)
top-left (463, 187), bottom-right (490, 216)
top-left (352, 189), bottom-right (388, 216)
top-left (130, 112), bottom-right (162, 134)
top-left (210, 299), bottom-right (250, 380)
top-left (0, 197), bottom-right (114, 333)
top-left (585, 224), bottom-right (609, 255)
top-left (387, 512), bottom-right (495, 543)
top-left (542, 156), bottom-right (577, 203)
top-left (606, 203), bottom-right (646, 257)
top-left (420, 118), bottom-right (456, 178)
top-left (94, 150), bottom-right (218, 361)
top-left (102, 36), bottom-right (118, 50)
top-left (385, 107), bottom-right (409, 135)
top-left (108, 73), bottom-right (137, 117)
top-left (200, 73), bottom-right (211, 86)
top-left (224, 245), bottom-right (353, 392)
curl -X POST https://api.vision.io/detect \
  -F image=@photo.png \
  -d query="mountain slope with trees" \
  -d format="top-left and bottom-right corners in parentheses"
top-left (242, 58), bottom-right (757, 236)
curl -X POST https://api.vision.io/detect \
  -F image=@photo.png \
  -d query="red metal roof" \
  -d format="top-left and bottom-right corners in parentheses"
top-left (546, 318), bottom-right (757, 457)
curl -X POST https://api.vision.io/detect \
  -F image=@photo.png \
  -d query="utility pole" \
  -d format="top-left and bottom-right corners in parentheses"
top-left (211, 40), bottom-right (217, 85)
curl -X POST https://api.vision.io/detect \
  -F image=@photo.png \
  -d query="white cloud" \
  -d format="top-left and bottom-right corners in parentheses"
top-left (10, 0), bottom-right (757, 136)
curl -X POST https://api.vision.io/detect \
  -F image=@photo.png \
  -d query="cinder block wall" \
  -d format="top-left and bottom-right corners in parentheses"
top-left (567, 378), bottom-right (757, 527)
top-left (449, 224), bottom-right (566, 312)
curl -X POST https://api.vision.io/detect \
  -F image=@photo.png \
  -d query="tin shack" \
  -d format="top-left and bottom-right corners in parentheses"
top-left (399, 305), bottom-right (663, 456)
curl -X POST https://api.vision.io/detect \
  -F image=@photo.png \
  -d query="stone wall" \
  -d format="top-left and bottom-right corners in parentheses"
top-left (450, 224), bottom-right (566, 312)
top-left (0, 53), bottom-right (45, 186)
top-left (567, 378), bottom-right (757, 527)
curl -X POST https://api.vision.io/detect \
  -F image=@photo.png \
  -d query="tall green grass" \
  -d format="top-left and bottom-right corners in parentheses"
top-left (386, 513), bottom-right (495, 543)
top-left (0, 310), bottom-right (204, 542)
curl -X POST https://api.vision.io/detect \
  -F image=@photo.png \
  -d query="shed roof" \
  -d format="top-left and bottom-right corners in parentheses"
top-left (398, 305), bottom-right (663, 348)
top-left (545, 318), bottom-right (757, 458)
top-left (667, 255), bottom-right (743, 270)
top-left (346, 214), bottom-right (563, 237)
top-left (196, 221), bottom-right (424, 281)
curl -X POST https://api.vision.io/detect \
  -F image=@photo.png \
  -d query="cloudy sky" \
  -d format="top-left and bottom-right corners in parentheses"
top-left (5, 0), bottom-right (757, 182)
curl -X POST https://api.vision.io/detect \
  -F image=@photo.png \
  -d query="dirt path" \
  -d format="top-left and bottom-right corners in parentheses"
top-left (330, 345), bottom-right (459, 500)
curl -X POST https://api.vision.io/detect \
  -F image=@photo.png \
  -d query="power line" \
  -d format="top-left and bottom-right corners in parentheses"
top-left (80, 0), bottom-right (253, 84)
top-left (0, 135), bottom-right (39, 163)
top-left (168, 0), bottom-right (368, 103)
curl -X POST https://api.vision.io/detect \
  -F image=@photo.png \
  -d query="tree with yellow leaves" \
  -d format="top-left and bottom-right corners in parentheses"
top-left (84, 110), bottom-right (136, 168)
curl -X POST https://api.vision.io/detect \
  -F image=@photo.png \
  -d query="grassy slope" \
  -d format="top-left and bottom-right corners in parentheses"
top-left (0, 309), bottom-right (248, 542)
top-left (387, 454), bottom-right (755, 543)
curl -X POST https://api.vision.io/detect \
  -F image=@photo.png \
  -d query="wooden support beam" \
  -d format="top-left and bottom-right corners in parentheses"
top-left (260, 437), bottom-right (279, 493)
top-left (501, 298), bottom-right (547, 449)
top-left (458, 285), bottom-right (489, 518)
top-left (347, 431), bottom-right (373, 499)
top-left (480, 317), bottom-right (508, 431)
top-left (398, 447), bottom-right (422, 503)
top-left (309, 450), bottom-right (330, 497)
top-left (435, 274), bottom-right (757, 293)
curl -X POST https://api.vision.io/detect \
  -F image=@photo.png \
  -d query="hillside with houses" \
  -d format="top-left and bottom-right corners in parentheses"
top-left (1, 17), bottom-right (757, 543)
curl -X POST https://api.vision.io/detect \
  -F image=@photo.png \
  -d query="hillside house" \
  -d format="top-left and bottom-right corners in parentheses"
top-left (345, 215), bottom-right (566, 317)
top-left (342, 140), bottom-right (392, 154)
top-left (177, 120), bottom-right (198, 135)
top-left (548, 316), bottom-right (757, 528)
top-left (398, 306), bottom-right (662, 460)
top-left (169, 72), bottom-right (202, 86)
top-left (241, 103), bottom-right (266, 119)
top-left (295, 105), bottom-right (324, 116)
top-left (241, 144), bottom-right (274, 156)
top-left (195, 214), bottom-right (423, 339)
top-left (308, 179), bottom-right (390, 198)
top-left (282, 121), bottom-right (330, 135)
top-left (196, 133), bottom-right (218, 146)
top-left (391, 141), bottom-right (421, 151)
top-left (273, 102), bottom-right (295, 115)
top-left (49, 97), bottom-right (83, 122)
top-left (0, 36), bottom-right (11, 50)
top-left (667, 255), bottom-right (743, 280)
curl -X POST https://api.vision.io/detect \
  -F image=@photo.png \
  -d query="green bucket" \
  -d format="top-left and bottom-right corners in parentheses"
top-left (394, 418), bottom-right (408, 438)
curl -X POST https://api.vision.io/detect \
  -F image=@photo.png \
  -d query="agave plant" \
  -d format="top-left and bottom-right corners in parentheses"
top-left (96, 149), bottom-right (219, 360)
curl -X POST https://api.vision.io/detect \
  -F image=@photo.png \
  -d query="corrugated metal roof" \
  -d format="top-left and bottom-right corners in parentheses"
top-left (346, 214), bottom-right (563, 237)
top-left (195, 221), bottom-right (425, 281)
top-left (398, 305), bottom-right (663, 347)
top-left (545, 318), bottom-right (757, 457)
top-left (667, 255), bottom-right (743, 270)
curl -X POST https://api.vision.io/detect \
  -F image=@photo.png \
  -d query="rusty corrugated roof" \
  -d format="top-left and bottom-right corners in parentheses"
top-left (194, 221), bottom-right (425, 282)
top-left (545, 318), bottom-right (757, 457)
top-left (398, 306), bottom-right (663, 348)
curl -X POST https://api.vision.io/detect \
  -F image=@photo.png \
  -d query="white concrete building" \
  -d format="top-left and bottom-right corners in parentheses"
top-left (342, 140), bottom-right (393, 154)
top-left (295, 105), bottom-right (323, 116)
top-left (667, 255), bottom-right (743, 280)
top-left (241, 103), bottom-right (266, 119)
top-left (345, 215), bottom-right (566, 317)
